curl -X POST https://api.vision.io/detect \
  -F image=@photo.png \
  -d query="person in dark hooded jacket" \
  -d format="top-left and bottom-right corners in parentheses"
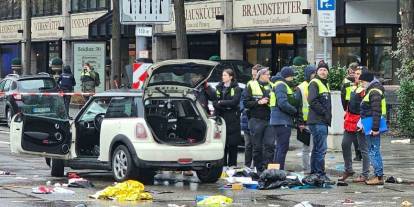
top-left (58, 65), bottom-right (76, 115)
top-left (269, 66), bottom-right (297, 170)
top-left (214, 69), bottom-right (242, 167)
top-left (359, 71), bottom-right (386, 185)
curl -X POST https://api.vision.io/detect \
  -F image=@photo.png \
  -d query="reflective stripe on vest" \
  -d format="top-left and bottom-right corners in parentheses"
top-left (343, 78), bottom-right (353, 101)
top-left (269, 81), bottom-right (293, 107)
top-left (298, 81), bottom-right (309, 121)
top-left (216, 88), bottom-right (235, 98)
top-left (362, 88), bottom-right (387, 116)
top-left (309, 79), bottom-right (330, 94)
top-left (249, 80), bottom-right (271, 98)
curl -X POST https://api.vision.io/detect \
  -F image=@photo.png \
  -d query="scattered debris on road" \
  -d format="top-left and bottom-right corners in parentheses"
top-left (196, 195), bottom-right (233, 206)
top-left (391, 139), bottom-right (411, 144)
top-left (90, 180), bottom-right (152, 201)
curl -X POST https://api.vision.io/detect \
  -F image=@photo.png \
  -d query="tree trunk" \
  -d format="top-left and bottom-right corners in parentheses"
top-left (24, 0), bottom-right (32, 75)
top-left (174, 0), bottom-right (188, 59)
top-left (400, 0), bottom-right (414, 60)
top-left (111, 0), bottom-right (122, 88)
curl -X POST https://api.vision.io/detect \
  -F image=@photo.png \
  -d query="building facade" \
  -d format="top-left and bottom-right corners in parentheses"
top-left (153, 0), bottom-right (400, 83)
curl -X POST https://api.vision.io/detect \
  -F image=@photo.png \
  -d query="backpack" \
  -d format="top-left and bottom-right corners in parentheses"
top-left (93, 71), bottom-right (100, 86)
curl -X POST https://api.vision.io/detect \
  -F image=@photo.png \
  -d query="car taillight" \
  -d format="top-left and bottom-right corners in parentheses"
top-left (214, 125), bottom-right (221, 139)
top-left (12, 93), bottom-right (22, 101)
top-left (178, 158), bottom-right (193, 164)
top-left (136, 123), bottom-right (147, 139)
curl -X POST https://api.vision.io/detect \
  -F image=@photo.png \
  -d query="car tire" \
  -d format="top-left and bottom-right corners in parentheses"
top-left (6, 107), bottom-right (14, 128)
top-left (137, 168), bottom-right (156, 185)
top-left (45, 158), bottom-right (51, 167)
top-left (50, 159), bottom-right (64, 177)
top-left (196, 166), bottom-right (222, 183)
top-left (112, 145), bottom-right (136, 182)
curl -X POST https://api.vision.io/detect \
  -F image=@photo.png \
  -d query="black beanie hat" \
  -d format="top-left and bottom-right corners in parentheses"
top-left (359, 71), bottom-right (374, 82)
top-left (280, 66), bottom-right (295, 78)
top-left (317, 62), bottom-right (329, 71)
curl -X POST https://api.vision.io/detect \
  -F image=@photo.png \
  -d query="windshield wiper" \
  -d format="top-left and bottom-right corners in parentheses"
top-left (155, 87), bottom-right (170, 97)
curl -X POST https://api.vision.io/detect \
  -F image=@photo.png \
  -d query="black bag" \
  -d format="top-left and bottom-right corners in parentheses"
top-left (297, 128), bottom-right (311, 146)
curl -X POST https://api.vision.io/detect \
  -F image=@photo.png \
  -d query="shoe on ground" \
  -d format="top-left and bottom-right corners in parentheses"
top-left (353, 175), bottom-right (368, 183)
top-left (338, 171), bottom-right (355, 182)
top-left (365, 176), bottom-right (384, 185)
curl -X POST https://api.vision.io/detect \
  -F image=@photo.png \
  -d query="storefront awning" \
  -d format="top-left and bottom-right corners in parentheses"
top-left (88, 11), bottom-right (135, 40)
top-left (224, 26), bottom-right (306, 34)
top-left (154, 30), bottom-right (220, 37)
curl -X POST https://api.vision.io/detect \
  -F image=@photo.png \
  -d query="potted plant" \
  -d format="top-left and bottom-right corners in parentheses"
top-left (11, 58), bottom-right (22, 74)
top-left (51, 57), bottom-right (63, 72)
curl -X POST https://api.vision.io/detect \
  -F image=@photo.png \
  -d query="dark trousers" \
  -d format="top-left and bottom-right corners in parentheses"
top-left (224, 145), bottom-right (238, 167)
top-left (63, 95), bottom-right (71, 115)
top-left (244, 131), bottom-right (253, 168)
top-left (353, 138), bottom-right (362, 158)
top-left (309, 124), bottom-right (328, 175)
top-left (342, 131), bottom-right (370, 177)
top-left (273, 125), bottom-right (292, 170)
top-left (248, 118), bottom-right (275, 172)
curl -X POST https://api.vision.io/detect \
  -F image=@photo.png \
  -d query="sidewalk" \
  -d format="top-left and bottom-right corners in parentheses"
top-left (238, 132), bottom-right (414, 182)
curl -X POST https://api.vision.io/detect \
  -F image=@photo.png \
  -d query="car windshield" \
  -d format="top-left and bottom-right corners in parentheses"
top-left (148, 64), bottom-right (214, 88)
top-left (20, 95), bottom-right (68, 120)
top-left (18, 78), bottom-right (57, 91)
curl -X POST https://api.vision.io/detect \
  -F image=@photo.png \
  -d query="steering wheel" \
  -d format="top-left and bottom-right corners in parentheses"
top-left (94, 113), bottom-right (106, 131)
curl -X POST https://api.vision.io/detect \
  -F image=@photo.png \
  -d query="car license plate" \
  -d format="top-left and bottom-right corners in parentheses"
top-left (33, 107), bottom-right (51, 113)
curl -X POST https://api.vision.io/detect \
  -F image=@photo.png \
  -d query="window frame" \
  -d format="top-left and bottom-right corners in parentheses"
top-left (71, 0), bottom-right (110, 13)
top-left (31, 0), bottom-right (62, 17)
top-left (0, 0), bottom-right (21, 20)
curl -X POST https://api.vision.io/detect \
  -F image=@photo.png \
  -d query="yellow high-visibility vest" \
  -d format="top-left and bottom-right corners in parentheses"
top-left (297, 81), bottom-right (309, 121)
top-left (362, 88), bottom-right (387, 116)
top-left (269, 81), bottom-right (294, 107)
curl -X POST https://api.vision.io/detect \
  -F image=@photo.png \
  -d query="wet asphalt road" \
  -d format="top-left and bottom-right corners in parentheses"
top-left (0, 123), bottom-right (413, 207)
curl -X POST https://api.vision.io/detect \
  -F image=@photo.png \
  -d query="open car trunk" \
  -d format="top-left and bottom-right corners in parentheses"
top-left (144, 98), bottom-right (207, 146)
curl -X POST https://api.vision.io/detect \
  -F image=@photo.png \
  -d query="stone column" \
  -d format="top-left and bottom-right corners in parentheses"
top-left (62, 0), bottom-right (72, 68)
top-left (152, 25), bottom-right (173, 62)
top-left (220, 0), bottom-right (243, 60)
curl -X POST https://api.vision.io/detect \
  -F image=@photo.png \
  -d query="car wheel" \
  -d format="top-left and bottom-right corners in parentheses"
top-left (6, 108), bottom-right (14, 128)
top-left (112, 145), bottom-right (135, 182)
top-left (45, 158), bottom-right (51, 167)
top-left (50, 159), bottom-right (64, 177)
top-left (196, 166), bottom-right (222, 183)
top-left (137, 168), bottom-right (156, 185)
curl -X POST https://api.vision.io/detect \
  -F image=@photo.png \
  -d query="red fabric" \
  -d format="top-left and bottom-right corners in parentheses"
top-left (344, 111), bottom-right (360, 132)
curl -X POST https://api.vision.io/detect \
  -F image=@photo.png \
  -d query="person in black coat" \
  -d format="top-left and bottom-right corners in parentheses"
top-left (58, 65), bottom-right (76, 116)
top-left (214, 69), bottom-right (242, 167)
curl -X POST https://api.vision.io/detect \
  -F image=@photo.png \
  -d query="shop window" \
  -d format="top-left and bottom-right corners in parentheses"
top-left (367, 46), bottom-right (393, 80)
top-left (332, 46), bottom-right (361, 66)
top-left (276, 33), bottom-right (294, 45)
top-left (71, 0), bottom-right (110, 13)
top-left (367, 28), bottom-right (392, 44)
top-left (0, 0), bottom-right (21, 20)
top-left (31, 0), bottom-right (62, 16)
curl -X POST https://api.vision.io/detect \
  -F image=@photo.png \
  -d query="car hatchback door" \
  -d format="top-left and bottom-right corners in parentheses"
top-left (10, 95), bottom-right (72, 159)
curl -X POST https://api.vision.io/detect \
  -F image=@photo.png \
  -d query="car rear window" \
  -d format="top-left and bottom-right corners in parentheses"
top-left (18, 78), bottom-right (57, 91)
top-left (105, 97), bottom-right (139, 118)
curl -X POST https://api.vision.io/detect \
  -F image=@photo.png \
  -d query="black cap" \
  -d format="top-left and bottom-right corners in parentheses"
top-left (359, 71), bottom-right (374, 82)
top-left (317, 62), bottom-right (329, 71)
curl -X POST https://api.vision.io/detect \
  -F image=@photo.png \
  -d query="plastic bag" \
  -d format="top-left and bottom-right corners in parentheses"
top-left (90, 180), bottom-right (152, 201)
top-left (197, 195), bottom-right (233, 207)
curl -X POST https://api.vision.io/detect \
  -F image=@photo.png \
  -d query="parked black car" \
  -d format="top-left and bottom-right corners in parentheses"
top-left (209, 60), bottom-right (253, 85)
top-left (0, 73), bottom-right (60, 127)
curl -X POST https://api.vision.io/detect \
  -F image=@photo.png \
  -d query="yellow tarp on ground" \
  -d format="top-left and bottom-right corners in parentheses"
top-left (197, 195), bottom-right (233, 207)
top-left (90, 180), bottom-right (153, 201)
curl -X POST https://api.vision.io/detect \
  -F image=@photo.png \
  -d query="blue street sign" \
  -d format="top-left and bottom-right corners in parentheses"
top-left (317, 0), bottom-right (335, 11)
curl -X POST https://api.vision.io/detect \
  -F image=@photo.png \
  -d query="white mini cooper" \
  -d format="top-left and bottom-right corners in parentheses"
top-left (10, 59), bottom-right (226, 183)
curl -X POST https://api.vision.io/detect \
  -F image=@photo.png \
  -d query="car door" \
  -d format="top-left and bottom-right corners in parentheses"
top-left (0, 80), bottom-right (7, 118)
top-left (10, 95), bottom-right (72, 159)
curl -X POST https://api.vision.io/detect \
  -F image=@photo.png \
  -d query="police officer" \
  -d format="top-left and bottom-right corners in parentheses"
top-left (359, 71), bottom-right (386, 185)
top-left (244, 67), bottom-right (273, 172)
top-left (58, 65), bottom-right (76, 115)
top-left (214, 69), bottom-right (242, 167)
top-left (307, 62), bottom-right (332, 181)
top-left (341, 62), bottom-right (362, 161)
top-left (295, 65), bottom-right (317, 173)
top-left (269, 66), bottom-right (297, 170)
top-left (240, 64), bottom-right (260, 168)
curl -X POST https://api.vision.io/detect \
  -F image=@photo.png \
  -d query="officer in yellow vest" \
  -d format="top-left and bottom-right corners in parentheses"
top-left (295, 65), bottom-right (317, 173)
top-left (341, 62), bottom-right (362, 161)
top-left (307, 62), bottom-right (332, 181)
top-left (243, 67), bottom-right (273, 172)
top-left (359, 71), bottom-right (386, 185)
top-left (269, 66), bottom-right (298, 170)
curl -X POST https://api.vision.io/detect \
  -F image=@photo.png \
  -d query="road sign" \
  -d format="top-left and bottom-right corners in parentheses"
top-left (120, 0), bottom-right (171, 25)
top-left (135, 26), bottom-right (153, 37)
top-left (317, 0), bottom-right (335, 10)
top-left (317, 0), bottom-right (336, 37)
top-left (132, 63), bottom-right (152, 89)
